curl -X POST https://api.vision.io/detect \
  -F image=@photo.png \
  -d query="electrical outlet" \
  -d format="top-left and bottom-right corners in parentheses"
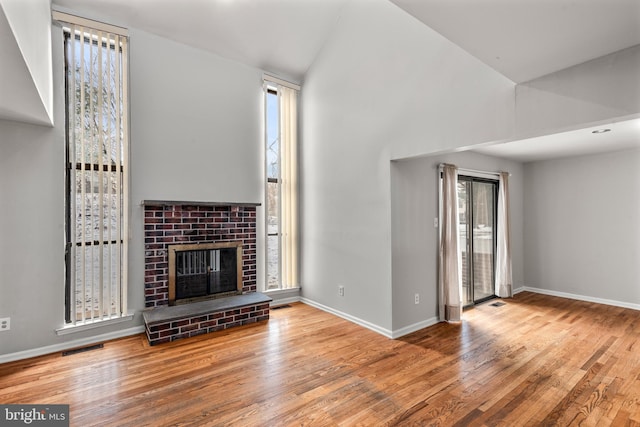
top-left (338, 285), bottom-right (345, 297)
top-left (414, 294), bottom-right (420, 304)
top-left (0, 318), bottom-right (10, 331)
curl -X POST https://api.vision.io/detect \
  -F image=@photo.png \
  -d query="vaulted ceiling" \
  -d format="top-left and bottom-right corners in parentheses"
top-left (53, 0), bottom-right (350, 83)
top-left (3, 0), bottom-right (639, 160)
top-left (391, 0), bottom-right (640, 84)
top-left (53, 0), bottom-right (640, 85)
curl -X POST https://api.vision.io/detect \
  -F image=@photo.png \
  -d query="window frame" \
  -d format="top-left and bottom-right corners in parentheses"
top-left (265, 86), bottom-right (282, 290)
top-left (263, 80), bottom-right (299, 292)
top-left (456, 174), bottom-right (499, 307)
top-left (60, 16), bottom-right (130, 326)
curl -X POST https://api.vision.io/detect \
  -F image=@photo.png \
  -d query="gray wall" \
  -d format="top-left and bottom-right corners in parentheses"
top-left (0, 25), bottom-right (266, 356)
top-left (391, 151), bottom-right (524, 332)
top-left (128, 29), bottom-right (265, 319)
top-left (523, 148), bottom-right (640, 305)
top-left (0, 25), bottom-right (65, 355)
top-left (300, 0), bottom-right (515, 334)
top-left (2, 0), bottom-right (638, 357)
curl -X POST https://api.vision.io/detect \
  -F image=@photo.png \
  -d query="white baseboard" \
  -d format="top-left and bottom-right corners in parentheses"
top-left (390, 317), bottom-right (440, 339)
top-left (299, 297), bottom-right (440, 339)
top-left (0, 326), bottom-right (145, 364)
top-left (300, 298), bottom-right (394, 338)
top-left (270, 296), bottom-right (302, 307)
top-left (520, 286), bottom-right (640, 311)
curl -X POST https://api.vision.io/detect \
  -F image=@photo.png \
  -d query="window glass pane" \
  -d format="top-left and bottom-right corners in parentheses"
top-left (266, 91), bottom-right (279, 179)
top-left (66, 24), bottom-right (127, 324)
top-left (457, 180), bottom-right (471, 306)
top-left (457, 177), bottom-right (497, 306)
top-left (267, 182), bottom-right (279, 235)
top-left (71, 36), bottom-right (122, 166)
top-left (266, 235), bottom-right (280, 290)
top-left (472, 182), bottom-right (494, 301)
top-left (266, 88), bottom-right (281, 290)
top-left (74, 170), bottom-right (122, 243)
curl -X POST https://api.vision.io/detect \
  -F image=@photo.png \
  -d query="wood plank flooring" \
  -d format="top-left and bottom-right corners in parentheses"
top-left (1, 291), bottom-right (639, 426)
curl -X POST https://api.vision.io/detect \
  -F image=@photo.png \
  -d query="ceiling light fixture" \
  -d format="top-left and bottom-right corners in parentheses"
top-left (591, 128), bottom-right (611, 134)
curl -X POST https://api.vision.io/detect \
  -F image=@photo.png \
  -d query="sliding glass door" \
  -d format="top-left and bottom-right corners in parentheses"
top-left (458, 176), bottom-right (497, 306)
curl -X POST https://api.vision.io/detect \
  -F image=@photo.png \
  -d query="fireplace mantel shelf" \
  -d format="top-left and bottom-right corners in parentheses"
top-left (141, 200), bottom-right (261, 207)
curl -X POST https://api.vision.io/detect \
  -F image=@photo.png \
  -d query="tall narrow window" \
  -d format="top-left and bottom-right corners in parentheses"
top-left (60, 14), bottom-right (129, 324)
top-left (265, 88), bottom-right (280, 289)
top-left (264, 78), bottom-right (299, 290)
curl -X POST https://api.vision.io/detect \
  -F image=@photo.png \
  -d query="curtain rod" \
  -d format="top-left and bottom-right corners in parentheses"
top-left (438, 163), bottom-right (511, 177)
top-left (263, 73), bottom-right (301, 91)
top-left (52, 10), bottom-right (129, 37)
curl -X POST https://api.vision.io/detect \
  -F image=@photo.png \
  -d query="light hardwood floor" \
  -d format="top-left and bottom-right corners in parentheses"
top-left (1, 291), bottom-right (639, 426)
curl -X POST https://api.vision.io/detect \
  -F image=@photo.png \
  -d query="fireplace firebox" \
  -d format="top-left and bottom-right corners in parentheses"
top-left (168, 242), bottom-right (243, 305)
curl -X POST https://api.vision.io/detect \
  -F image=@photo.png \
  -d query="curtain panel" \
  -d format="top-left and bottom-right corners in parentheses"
top-left (495, 171), bottom-right (513, 298)
top-left (438, 164), bottom-right (463, 322)
top-left (279, 86), bottom-right (298, 289)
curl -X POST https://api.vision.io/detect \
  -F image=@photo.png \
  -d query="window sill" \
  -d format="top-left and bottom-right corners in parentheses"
top-left (263, 287), bottom-right (301, 296)
top-left (56, 313), bottom-right (135, 336)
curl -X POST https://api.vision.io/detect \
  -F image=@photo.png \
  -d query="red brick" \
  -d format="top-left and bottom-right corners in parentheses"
top-left (159, 328), bottom-right (179, 337)
top-left (190, 316), bottom-right (208, 324)
top-left (171, 332), bottom-right (190, 341)
top-left (180, 324), bottom-right (199, 333)
top-left (200, 320), bottom-right (218, 328)
top-left (171, 319), bottom-right (190, 328)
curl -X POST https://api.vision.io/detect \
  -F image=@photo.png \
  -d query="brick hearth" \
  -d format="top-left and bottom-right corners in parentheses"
top-left (143, 293), bottom-right (271, 346)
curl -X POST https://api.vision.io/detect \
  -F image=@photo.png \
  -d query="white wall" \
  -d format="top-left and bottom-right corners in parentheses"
top-left (523, 148), bottom-right (640, 305)
top-left (0, 24), bottom-right (65, 355)
top-left (128, 30), bottom-right (265, 316)
top-left (300, 0), bottom-right (515, 333)
top-left (0, 0), bottom-right (53, 125)
top-left (390, 151), bottom-right (524, 332)
top-left (129, 29), bottom-right (263, 205)
top-left (0, 24), bottom-right (266, 356)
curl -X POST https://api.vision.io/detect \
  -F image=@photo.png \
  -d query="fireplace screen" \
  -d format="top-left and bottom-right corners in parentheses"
top-left (168, 242), bottom-right (242, 305)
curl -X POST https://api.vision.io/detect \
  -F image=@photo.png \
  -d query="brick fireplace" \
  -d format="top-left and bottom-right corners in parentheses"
top-left (142, 201), bottom-right (270, 345)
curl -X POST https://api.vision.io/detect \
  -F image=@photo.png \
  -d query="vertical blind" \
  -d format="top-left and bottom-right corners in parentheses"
top-left (279, 86), bottom-right (298, 289)
top-left (263, 74), bottom-right (299, 291)
top-left (61, 17), bottom-right (129, 324)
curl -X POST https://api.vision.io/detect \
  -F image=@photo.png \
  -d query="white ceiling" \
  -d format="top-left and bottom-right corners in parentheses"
top-left (390, 0), bottom-right (640, 84)
top-left (52, 0), bottom-right (640, 85)
top-left (39, 0), bottom-right (640, 162)
top-left (53, 0), bottom-right (348, 82)
top-left (473, 118), bottom-right (640, 163)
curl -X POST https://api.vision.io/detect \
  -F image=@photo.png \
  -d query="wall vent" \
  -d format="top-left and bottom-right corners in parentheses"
top-left (62, 343), bottom-right (104, 356)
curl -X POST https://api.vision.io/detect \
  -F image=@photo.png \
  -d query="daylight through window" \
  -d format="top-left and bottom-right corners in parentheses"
top-left (62, 17), bottom-right (129, 324)
top-left (264, 79), bottom-right (298, 291)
